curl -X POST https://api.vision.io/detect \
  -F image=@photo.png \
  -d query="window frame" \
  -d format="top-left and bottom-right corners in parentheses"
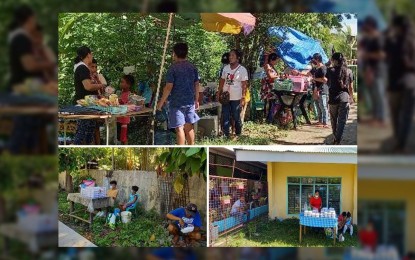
top-left (286, 177), bottom-right (342, 216)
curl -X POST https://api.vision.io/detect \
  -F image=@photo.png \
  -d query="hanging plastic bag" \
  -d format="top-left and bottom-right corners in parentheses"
top-left (87, 203), bottom-right (94, 213)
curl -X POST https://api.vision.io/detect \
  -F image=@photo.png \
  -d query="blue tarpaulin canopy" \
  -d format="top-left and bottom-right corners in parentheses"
top-left (267, 26), bottom-right (329, 70)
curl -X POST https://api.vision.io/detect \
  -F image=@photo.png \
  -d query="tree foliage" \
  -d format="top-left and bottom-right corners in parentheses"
top-left (58, 13), bottom-right (348, 106)
top-left (157, 147), bottom-right (207, 193)
top-left (58, 147), bottom-right (166, 174)
top-left (58, 13), bottom-right (228, 106)
top-left (229, 13), bottom-right (345, 78)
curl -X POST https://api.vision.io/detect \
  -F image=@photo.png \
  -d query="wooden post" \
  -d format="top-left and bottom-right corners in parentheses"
top-left (69, 201), bottom-right (74, 221)
top-left (299, 224), bottom-right (302, 243)
top-left (304, 226), bottom-right (306, 235)
top-left (231, 159), bottom-right (235, 178)
top-left (334, 226), bottom-right (336, 245)
top-left (151, 13), bottom-right (174, 145)
top-left (89, 212), bottom-right (93, 229)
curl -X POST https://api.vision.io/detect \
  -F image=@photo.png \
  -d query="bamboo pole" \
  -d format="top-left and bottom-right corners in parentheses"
top-left (151, 13), bottom-right (174, 145)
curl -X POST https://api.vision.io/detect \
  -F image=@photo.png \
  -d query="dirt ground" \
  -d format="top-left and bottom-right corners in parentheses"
top-left (269, 103), bottom-right (357, 145)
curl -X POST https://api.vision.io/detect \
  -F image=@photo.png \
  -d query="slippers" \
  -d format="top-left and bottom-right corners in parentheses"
top-left (322, 125), bottom-right (330, 128)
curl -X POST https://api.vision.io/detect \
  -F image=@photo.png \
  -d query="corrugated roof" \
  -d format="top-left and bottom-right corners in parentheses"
top-left (233, 145), bottom-right (357, 154)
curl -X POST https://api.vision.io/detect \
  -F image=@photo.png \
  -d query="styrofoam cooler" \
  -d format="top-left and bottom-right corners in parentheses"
top-left (289, 75), bottom-right (307, 92)
top-left (81, 186), bottom-right (107, 199)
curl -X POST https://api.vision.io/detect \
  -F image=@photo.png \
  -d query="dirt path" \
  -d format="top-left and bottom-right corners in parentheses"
top-left (271, 103), bottom-right (357, 145)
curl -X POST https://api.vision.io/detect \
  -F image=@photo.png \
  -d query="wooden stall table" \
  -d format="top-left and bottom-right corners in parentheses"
top-left (58, 107), bottom-right (152, 145)
top-left (66, 193), bottom-right (111, 229)
top-left (0, 223), bottom-right (57, 254)
top-left (272, 90), bottom-right (307, 130)
top-left (299, 213), bottom-right (338, 245)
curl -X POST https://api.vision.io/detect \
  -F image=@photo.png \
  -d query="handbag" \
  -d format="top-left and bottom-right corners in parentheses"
top-left (219, 91), bottom-right (230, 105)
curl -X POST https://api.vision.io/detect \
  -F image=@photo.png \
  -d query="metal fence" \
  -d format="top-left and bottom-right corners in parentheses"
top-left (157, 170), bottom-right (190, 217)
top-left (209, 175), bottom-right (268, 242)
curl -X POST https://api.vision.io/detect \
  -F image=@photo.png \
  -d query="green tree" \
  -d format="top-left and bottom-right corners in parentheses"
top-left (157, 147), bottom-right (207, 193)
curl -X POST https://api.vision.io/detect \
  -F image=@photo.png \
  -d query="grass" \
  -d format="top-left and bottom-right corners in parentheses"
top-left (198, 121), bottom-right (289, 145)
top-left (214, 217), bottom-right (358, 247)
top-left (58, 191), bottom-right (173, 247)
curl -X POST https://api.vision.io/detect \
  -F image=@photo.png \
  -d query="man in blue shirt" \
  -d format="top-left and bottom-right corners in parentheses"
top-left (156, 43), bottom-right (200, 145)
top-left (166, 203), bottom-right (202, 246)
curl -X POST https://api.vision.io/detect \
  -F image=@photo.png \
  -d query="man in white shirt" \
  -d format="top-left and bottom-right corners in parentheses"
top-left (230, 195), bottom-right (247, 224)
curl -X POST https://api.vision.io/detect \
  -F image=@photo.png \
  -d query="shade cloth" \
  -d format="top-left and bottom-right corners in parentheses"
top-left (268, 26), bottom-right (329, 70)
top-left (201, 13), bottom-right (256, 35)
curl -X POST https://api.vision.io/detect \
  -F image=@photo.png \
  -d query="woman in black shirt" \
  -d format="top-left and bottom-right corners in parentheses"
top-left (311, 53), bottom-right (329, 128)
top-left (328, 52), bottom-right (350, 145)
top-left (73, 46), bottom-right (105, 145)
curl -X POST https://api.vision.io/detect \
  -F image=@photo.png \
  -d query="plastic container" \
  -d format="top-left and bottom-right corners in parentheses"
top-left (128, 94), bottom-right (145, 106)
top-left (211, 224), bottom-right (219, 241)
top-left (121, 211), bottom-right (132, 223)
top-left (181, 225), bottom-right (195, 234)
top-left (82, 180), bottom-right (95, 187)
top-left (288, 75), bottom-right (307, 92)
top-left (81, 187), bottom-right (107, 199)
top-left (274, 79), bottom-right (294, 91)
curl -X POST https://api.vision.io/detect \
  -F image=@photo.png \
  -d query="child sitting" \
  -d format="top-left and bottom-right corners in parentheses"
top-left (343, 211), bottom-right (353, 236)
top-left (337, 211), bottom-right (347, 241)
top-left (119, 185), bottom-right (139, 211)
top-left (96, 180), bottom-right (119, 217)
top-left (117, 74), bottom-right (134, 145)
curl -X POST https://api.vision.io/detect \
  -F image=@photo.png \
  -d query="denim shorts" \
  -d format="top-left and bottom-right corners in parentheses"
top-left (168, 104), bottom-right (200, 129)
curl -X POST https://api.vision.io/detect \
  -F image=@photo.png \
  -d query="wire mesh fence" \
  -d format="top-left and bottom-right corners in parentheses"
top-left (209, 175), bottom-right (268, 242)
top-left (157, 169), bottom-right (190, 217)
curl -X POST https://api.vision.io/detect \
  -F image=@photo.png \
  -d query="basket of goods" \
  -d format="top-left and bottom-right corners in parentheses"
top-left (274, 79), bottom-right (294, 91)
top-left (288, 75), bottom-right (307, 92)
top-left (128, 94), bottom-right (146, 106)
top-left (77, 94), bottom-right (128, 114)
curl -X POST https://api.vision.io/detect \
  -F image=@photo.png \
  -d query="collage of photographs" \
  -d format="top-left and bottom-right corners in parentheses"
top-left (55, 11), bottom-right (360, 250)
top-left (1, 0), bottom-right (415, 260)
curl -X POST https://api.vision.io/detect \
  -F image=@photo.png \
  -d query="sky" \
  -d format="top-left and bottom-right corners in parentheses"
top-left (342, 16), bottom-right (358, 36)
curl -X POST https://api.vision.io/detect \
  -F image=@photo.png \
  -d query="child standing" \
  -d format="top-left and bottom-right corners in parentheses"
top-left (156, 43), bottom-right (200, 145)
top-left (117, 75), bottom-right (134, 145)
top-left (119, 186), bottom-right (139, 211)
